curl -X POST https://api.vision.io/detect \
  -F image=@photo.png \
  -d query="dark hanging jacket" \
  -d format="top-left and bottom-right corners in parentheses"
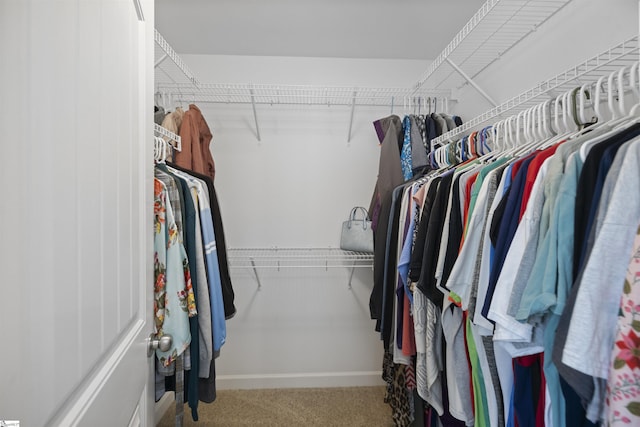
top-left (368, 115), bottom-right (404, 327)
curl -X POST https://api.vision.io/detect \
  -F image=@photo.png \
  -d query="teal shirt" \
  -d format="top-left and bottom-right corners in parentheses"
top-left (515, 153), bottom-right (583, 427)
top-left (516, 153), bottom-right (583, 321)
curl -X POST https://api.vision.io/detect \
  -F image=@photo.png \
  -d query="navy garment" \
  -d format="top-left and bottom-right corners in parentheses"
top-left (417, 170), bottom-right (454, 308)
top-left (440, 173), bottom-right (464, 289)
top-left (560, 376), bottom-right (599, 427)
top-left (408, 177), bottom-right (441, 284)
top-left (573, 123), bottom-right (640, 277)
top-left (372, 192), bottom-right (395, 326)
top-left (380, 185), bottom-right (404, 348)
top-left (425, 115), bottom-right (438, 143)
top-left (395, 197), bottom-right (413, 350)
top-left (172, 173), bottom-right (200, 421)
top-left (489, 188), bottom-right (510, 247)
top-left (482, 155), bottom-right (535, 319)
top-left (431, 113), bottom-right (444, 136)
top-left (513, 356), bottom-right (541, 427)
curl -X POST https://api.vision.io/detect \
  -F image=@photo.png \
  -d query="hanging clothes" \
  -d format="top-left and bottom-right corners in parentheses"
top-left (369, 98), bottom-right (640, 426)
top-left (370, 112), bottom-right (465, 425)
top-left (153, 115), bottom-right (235, 422)
top-left (175, 104), bottom-right (216, 182)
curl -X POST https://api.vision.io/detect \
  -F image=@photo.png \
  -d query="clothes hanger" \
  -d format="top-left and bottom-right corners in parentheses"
top-left (578, 83), bottom-right (595, 126)
top-left (524, 106), bottom-right (534, 144)
top-left (481, 125), bottom-right (494, 155)
top-left (577, 67), bottom-right (640, 160)
top-left (469, 131), bottom-right (479, 159)
top-left (592, 74), bottom-right (608, 123)
top-left (617, 66), bottom-right (629, 117)
top-left (496, 119), bottom-right (507, 152)
top-left (616, 65), bottom-right (640, 116)
top-left (153, 136), bottom-right (159, 162)
top-left (608, 68), bottom-right (623, 121)
top-left (511, 106), bottom-right (543, 156)
top-left (505, 115), bottom-right (517, 151)
top-left (561, 90), bottom-right (574, 133)
top-left (154, 136), bottom-right (165, 163)
top-left (628, 62), bottom-right (640, 101)
top-left (543, 100), bottom-right (555, 139)
top-left (628, 62), bottom-right (640, 115)
top-left (515, 109), bottom-right (526, 147)
top-left (459, 135), bottom-right (467, 162)
top-left (533, 103), bottom-right (544, 141)
top-left (543, 99), bottom-right (555, 138)
top-left (538, 90), bottom-right (574, 146)
top-left (552, 92), bottom-right (563, 135)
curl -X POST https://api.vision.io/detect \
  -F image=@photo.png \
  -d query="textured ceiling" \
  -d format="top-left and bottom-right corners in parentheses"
top-left (155, 0), bottom-right (485, 60)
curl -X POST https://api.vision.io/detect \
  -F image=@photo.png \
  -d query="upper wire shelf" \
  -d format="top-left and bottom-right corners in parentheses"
top-left (154, 29), bottom-right (200, 88)
top-left (156, 82), bottom-right (451, 108)
top-left (431, 36), bottom-right (640, 147)
top-left (154, 123), bottom-right (181, 148)
top-left (412, 0), bottom-right (573, 93)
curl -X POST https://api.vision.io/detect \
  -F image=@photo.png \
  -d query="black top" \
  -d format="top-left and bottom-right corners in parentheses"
top-left (417, 171), bottom-right (454, 307)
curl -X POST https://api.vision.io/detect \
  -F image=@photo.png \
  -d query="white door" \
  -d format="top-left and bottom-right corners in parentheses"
top-left (0, 1), bottom-right (156, 426)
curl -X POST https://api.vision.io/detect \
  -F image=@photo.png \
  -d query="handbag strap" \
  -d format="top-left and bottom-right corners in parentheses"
top-left (349, 207), bottom-right (370, 230)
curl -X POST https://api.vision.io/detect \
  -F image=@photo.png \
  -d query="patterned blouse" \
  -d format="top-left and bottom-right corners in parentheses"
top-left (154, 178), bottom-right (197, 367)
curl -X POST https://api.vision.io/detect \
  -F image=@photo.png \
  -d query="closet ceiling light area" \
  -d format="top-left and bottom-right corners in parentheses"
top-left (155, 0), bottom-right (485, 60)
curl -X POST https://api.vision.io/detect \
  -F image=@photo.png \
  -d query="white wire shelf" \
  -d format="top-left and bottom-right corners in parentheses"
top-left (154, 29), bottom-right (200, 88)
top-left (156, 82), bottom-right (451, 108)
top-left (153, 123), bottom-right (181, 149)
top-left (227, 248), bottom-right (374, 289)
top-left (154, 30), bottom-right (450, 108)
top-left (227, 247), bottom-right (374, 269)
top-left (413, 0), bottom-right (573, 94)
top-left (431, 36), bottom-right (640, 147)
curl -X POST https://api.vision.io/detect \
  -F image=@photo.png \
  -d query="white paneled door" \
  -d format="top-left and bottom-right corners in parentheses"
top-left (0, 1), bottom-right (155, 426)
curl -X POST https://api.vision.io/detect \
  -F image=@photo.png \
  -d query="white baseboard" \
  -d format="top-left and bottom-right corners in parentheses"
top-left (215, 371), bottom-right (384, 390)
top-left (154, 392), bottom-right (174, 425)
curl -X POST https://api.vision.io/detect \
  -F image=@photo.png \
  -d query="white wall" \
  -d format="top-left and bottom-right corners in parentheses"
top-left (176, 56), bottom-right (428, 388)
top-left (176, 0), bottom-right (639, 390)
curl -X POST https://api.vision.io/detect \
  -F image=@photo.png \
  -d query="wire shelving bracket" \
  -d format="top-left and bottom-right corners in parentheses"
top-left (412, 0), bottom-right (573, 101)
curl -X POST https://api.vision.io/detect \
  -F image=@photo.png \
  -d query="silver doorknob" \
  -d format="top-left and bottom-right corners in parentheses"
top-left (147, 333), bottom-right (172, 357)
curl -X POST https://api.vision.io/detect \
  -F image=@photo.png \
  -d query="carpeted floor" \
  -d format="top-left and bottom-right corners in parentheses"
top-left (156, 386), bottom-right (393, 426)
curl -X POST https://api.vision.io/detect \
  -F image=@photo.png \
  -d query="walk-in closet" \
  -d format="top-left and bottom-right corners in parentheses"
top-left (2, 0), bottom-right (640, 426)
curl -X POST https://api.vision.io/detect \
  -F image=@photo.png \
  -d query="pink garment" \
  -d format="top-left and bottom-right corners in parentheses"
top-left (606, 224), bottom-right (640, 425)
top-left (402, 293), bottom-right (416, 357)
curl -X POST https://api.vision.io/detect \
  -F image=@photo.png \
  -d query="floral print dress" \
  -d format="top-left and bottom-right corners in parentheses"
top-left (606, 224), bottom-right (640, 425)
top-left (154, 178), bottom-right (197, 367)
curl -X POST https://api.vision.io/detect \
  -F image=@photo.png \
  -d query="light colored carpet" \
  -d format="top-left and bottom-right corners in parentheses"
top-left (156, 386), bottom-right (393, 426)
